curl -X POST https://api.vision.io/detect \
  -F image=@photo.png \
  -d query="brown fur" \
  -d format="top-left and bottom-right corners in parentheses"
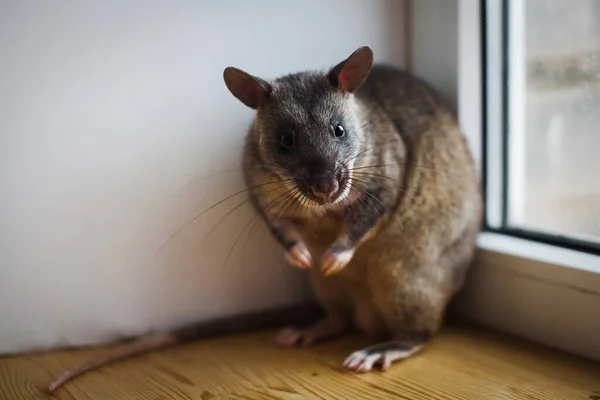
top-left (234, 47), bottom-right (482, 369)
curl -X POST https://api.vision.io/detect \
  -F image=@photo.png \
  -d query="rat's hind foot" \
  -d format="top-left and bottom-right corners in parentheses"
top-left (274, 327), bottom-right (319, 347)
top-left (274, 314), bottom-right (347, 347)
top-left (343, 339), bottom-right (425, 373)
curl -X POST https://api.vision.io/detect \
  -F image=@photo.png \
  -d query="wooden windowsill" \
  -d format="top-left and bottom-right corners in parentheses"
top-left (2, 323), bottom-right (599, 399)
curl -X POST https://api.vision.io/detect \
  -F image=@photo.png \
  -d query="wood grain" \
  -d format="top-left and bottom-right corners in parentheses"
top-left (1, 323), bottom-right (599, 400)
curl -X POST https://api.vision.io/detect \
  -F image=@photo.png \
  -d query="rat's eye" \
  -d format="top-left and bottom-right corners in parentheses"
top-left (279, 132), bottom-right (294, 148)
top-left (334, 124), bottom-right (346, 138)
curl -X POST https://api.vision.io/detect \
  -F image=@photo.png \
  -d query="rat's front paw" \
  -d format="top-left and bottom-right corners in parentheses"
top-left (284, 242), bottom-right (312, 269)
top-left (321, 245), bottom-right (355, 276)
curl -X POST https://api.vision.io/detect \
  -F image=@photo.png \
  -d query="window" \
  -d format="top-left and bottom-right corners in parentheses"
top-left (484, 0), bottom-right (600, 255)
top-left (455, 0), bottom-right (600, 363)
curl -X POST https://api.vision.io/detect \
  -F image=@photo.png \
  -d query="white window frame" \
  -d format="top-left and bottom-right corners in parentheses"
top-left (454, 0), bottom-right (600, 362)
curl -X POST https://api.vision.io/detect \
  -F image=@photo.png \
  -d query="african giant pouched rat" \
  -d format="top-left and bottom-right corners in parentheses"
top-left (47, 46), bottom-right (481, 392)
top-left (229, 46), bottom-right (482, 371)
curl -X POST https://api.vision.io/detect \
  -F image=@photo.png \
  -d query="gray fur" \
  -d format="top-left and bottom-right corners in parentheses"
top-left (226, 46), bottom-right (482, 372)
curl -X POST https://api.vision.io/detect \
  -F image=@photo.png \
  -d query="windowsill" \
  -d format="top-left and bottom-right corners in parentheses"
top-left (477, 231), bottom-right (600, 276)
top-left (451, 0), bottom-right (600, 366)
top-left (456, 231), bottom-right (600, 363)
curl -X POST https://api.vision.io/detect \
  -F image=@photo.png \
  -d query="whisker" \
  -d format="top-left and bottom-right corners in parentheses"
top-left (203, 198), bottom-right (250, 241)
top-left (347, 178), bottom-right (388, 213)
top-left (202, 183), bottom-right (290, 242)
top-left (222, 186), bottom-right (300, 270)
top-left (265, 187), bottom-right (302, 217)
top-left (349, 163), bottom-right (405, 171)
top-left (349, 162), bottom-right (465, 178)
top-left (223, 210), bottom-right (261, 269)
top-left (271, 188), bottom-right (299, 219)
top-left (350, 184), bottom-right (380, 216)
top-left (340, 177), bottom-right (360, 212)
top-left (352, 171), bottom-right (404, 184)
top-left (349, 175), bottom-right (404, 195)
top-left (286, 193), bottom-right (302, 220)
top-left (177, 161), bottom-right (287, 192)
top-left (281, 188), bottom-right (304, 220)
top-left (245, 192), bottom-right (298, 266)
top-left (258, 221), bottom-right (277, 271)
top-left (158, 178), bottom-right (294, 251)
top-left (243, 212), bottom-right (266, 257)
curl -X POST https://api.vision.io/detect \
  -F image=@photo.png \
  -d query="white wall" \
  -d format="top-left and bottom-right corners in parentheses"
top-left (0, 0), bottom-right (407, 355)
top-left (457, 0), bottom-right (482, 170)
top-left (412, 0), bottom-right (480, 169)
top-left (412, 0), bottom-right (458, 108)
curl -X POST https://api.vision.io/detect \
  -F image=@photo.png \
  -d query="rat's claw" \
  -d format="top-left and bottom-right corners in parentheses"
top-left (321, 247), bottom-right (355, 276)
top-left (284, 243), bottom-right (312, 269)
top-left (343, 349), bottom-right (389, 373)
top-left (343, 341), bottom-right (425, 373)
top-left (343, 350), bottom-right (367, 370)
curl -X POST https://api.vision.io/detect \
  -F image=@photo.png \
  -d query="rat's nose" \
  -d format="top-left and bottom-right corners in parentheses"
top-left (310, 176), bottom-right (340, 202)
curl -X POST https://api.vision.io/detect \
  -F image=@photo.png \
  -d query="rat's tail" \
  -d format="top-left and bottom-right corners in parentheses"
top-left (46, 303), bottom-right (323, 393)
top-left (47, 331), bottom-right (178, 393)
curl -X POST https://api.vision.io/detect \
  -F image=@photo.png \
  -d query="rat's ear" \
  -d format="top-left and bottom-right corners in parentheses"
top-left (328, 46), bottom-right (374, 94)
top-left (223, 67), bottom-right (272, 109)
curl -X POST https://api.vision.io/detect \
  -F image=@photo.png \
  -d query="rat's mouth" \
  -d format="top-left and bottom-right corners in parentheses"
top-left (328, 174), bottom-right (350, 204)
top-left (304, 170), bottom-right (350, 205)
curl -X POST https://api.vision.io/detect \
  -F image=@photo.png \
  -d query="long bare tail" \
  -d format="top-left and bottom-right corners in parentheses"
top-left (46, 303), bottom-right (322, 393)
top-left (47, 332), bottom-right (178, 393)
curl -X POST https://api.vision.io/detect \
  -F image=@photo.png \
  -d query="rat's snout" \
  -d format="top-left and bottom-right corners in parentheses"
top-left (309, 173), bottom-right (340, 203)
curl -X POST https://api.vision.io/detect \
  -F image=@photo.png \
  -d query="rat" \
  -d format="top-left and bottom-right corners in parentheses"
top-left (230, 45), bottom-right (482, 371)
top-left (46, 46), bottom-right (481, 392)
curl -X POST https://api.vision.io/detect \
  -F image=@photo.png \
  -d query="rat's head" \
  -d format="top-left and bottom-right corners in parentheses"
top-left (223, 46), bottom-right (373, 207)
